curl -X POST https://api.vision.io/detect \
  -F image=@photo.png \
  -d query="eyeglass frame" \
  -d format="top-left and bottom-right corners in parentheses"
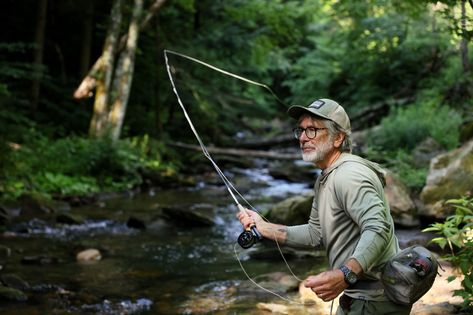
top-left (292, 127), bottom-right (327, 139)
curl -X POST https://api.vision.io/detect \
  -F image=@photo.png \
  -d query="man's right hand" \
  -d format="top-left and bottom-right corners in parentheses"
top-left (236, 205), bottom-right (262, 230)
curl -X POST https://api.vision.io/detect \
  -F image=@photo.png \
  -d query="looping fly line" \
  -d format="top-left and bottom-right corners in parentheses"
top-left (163, 49), bottom-right (308, 305)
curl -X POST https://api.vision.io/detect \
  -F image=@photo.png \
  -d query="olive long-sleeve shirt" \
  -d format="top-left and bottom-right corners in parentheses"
top-left (286, 153), bottom-right (399, 300)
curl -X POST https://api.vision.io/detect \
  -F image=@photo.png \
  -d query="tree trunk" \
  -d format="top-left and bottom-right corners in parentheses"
top-left (460, 0), bottom-right (470, 73)
top-left (88, 0), bottom-right (123, 138)
top-left (31, 0), bottom-right (48, 114)
top-left (108, 0), bottom-right (143, 141)
top-left (80, 0), bottom-right (94, 78)
top-left (155, 17), bottom-right (164, 138)
top-left (73, 0), bottom-right (166, 99)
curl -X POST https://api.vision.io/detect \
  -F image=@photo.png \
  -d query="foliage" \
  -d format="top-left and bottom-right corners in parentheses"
top-left (365, 100), bottom-right (461, 152)
top-left (0, 0), bottom-right (472, 202)
top-left (0, 129), bottom-right (173, 200)
top-left (364, 147), bottom-right (428, 192)
top-left (423, 197), bottom-right (473, 311)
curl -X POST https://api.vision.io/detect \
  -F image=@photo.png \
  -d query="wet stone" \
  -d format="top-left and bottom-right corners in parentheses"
top-left (0, 245), bottom-right (11, 266)
top-left (161, 206), bottom-right (214, 227)
top-left (126, 216), bottom-right (146, 230)
top-left (56, 213), bottom-right (85, 225)
top-left (0, 285), bottom-right (28, 302)
top-left (0, 274), bottom-right (30, 291)
top-left (76, 249), bottom-right (101, 262)
top-left (21, 255), bottom-right (60, 265)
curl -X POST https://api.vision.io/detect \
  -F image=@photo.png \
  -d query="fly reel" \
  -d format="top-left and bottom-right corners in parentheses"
top-left (238, 225), bottom-right (263, 249)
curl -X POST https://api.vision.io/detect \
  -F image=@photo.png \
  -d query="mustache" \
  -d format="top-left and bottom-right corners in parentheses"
top-left (301, 145), bottom-right (317, 150)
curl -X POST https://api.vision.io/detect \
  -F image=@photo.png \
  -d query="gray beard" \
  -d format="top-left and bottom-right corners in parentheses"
top-left (301, 139), bottom-right (333, 163)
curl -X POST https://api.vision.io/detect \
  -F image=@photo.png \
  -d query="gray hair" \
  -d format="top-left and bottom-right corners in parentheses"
top-left (297, 113), bottom-right (353, 153)
top-left (324, 119), bottom-right (352, 153)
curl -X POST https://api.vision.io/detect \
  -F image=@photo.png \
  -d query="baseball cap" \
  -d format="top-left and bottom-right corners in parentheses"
top-left (287, 98), bottom-right (351, 130)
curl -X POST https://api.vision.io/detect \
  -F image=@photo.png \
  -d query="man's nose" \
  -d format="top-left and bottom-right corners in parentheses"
top-left (299, 131), bottom-right (310, 142)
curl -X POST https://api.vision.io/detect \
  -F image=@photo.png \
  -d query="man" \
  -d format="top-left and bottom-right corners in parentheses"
top-left (237, 99), bottom-right (410, 314)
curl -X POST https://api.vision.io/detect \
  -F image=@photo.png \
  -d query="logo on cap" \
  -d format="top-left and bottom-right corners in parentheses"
top-left (309, 100), bottom-right (325, 109)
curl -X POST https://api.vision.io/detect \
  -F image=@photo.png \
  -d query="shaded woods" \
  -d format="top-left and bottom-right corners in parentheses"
top-left (0, 0), bottom-right (473, 314)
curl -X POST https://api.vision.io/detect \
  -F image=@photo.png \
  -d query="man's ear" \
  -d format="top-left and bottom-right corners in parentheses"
top-left (333, 132), bottom-right (345, 148)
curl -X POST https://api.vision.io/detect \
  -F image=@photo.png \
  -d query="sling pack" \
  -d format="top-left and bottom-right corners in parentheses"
top-left (381, 245), bottom-right (439, 305)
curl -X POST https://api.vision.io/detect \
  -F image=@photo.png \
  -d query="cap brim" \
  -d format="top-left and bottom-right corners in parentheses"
top-left (287, 105), bottom-right (331, 121)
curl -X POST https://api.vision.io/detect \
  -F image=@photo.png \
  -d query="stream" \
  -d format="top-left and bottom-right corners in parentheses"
top-left (0, 164), bottom-right (330, 314)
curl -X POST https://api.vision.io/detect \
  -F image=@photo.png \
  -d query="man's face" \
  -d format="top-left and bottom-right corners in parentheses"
top-left (297, 115), bottom-right (334, 164)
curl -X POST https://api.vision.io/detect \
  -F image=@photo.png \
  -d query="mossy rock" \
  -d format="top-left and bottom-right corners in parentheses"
top-left (420, 139), bottom-right (473, 219)
top-left (267, 193), bottom-right (314, 225)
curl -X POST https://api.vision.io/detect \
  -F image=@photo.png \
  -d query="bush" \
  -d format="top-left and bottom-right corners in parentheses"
top-left (423, 197), bottom-right (473, 312)
top-left (366, 100), bottom-right (461, 152)
top-left (0, 133), bottom-right (172, 200)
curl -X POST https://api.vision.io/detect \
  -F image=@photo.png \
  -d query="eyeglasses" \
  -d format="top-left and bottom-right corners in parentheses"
top-left (292, 127), bottom-right (327, 139)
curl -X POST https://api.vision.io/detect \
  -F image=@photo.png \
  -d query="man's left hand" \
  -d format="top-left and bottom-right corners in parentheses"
top-left (304, 269), bottom-right (348, 302)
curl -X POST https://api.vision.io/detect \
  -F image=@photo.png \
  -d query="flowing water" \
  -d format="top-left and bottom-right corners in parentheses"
top-left (0, 166), bottom-right (329, 314)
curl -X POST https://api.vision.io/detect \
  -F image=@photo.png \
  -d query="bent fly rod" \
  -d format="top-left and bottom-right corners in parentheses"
top-left (163, 49), bottom-right (311, 305)
top-left (163, 49), bottom-right (281, 248)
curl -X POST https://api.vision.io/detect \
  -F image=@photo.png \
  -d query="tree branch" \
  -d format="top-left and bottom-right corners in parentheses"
top-left (73, 0), bottom-right (167, 99)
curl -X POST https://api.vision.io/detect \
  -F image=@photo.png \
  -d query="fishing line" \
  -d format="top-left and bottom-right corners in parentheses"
top-left (163, 49), bottom-right (310, 305)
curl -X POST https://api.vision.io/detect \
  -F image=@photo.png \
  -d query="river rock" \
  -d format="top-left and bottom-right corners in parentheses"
top-left (420, 139), bottom-right (473, 219)
top-left (256, 302), bottom-right (290, 314)
top-left (236, 271), bottom-right (300, 297)
top-left (299, 281), bottom-right (338, 313)
top-left (161, 205), bottom-right (214, 227)
top-left (0, 245), bottom-right (11, 268)
top-left (251, 272), bottom-right (300, 293)
top-left (411, 302), bottom-right (459, 315)
top-left (76, 249), bottom-right (102, 262)
top-left (56, 213), bottom-right (85, 225)
top-left (21, 255), bottom-right (59, 265)
top-left (0, 285), bottom-right (28, 301)
top-left (14, 193), bottom-right (71, 220)
top-left (384, 172), bottom-right (418, 227)
top-left (0, 274), bottom-right (30, 291)
top-left (412, 137), bottom-right (445, 168)
top-left (268, 193), bottom-right (313, 225)
top-left (126, 216), bottom-right (146, 230)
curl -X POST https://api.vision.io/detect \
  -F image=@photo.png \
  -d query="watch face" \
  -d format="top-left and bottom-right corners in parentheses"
top-left (341, 265), bottom-right (358, 285)
top-left (346, 272), bottom-right (358, 284)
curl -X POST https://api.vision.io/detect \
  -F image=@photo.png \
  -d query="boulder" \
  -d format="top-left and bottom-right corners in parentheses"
top-left (384, 172), bottom-right (418, 227)
top-left (412, 138), bottom-right (445, 168)
top-left (56, 213), bottom-right (85, 225)
top-left (161, 205), bottom-right (215, 227)
top-left (268, 172), bottom-right (417, 228)
top-left (268, 193), bottom-right (313, 225)
top-left (411, 302), bottom-right (459, 315)
top-left (420, 139), bottom-right (473, 219)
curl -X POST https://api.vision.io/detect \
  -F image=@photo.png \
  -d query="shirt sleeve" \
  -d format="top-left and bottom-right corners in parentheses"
top-left (286, 187), bottom-right (323, 248)
top-left (334, 164), bottom-right (392, 272)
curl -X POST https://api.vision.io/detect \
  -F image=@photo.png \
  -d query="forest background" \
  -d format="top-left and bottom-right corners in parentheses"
top-left (0, 0), bottom-right (472, 202)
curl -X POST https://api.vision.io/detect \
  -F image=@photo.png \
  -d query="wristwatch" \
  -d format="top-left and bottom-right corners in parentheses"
top-left (340, 265), bottom-right (358, 285)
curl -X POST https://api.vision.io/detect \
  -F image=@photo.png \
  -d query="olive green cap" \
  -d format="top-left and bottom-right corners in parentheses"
top-left (287, 98), bottom-right (351, 130)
